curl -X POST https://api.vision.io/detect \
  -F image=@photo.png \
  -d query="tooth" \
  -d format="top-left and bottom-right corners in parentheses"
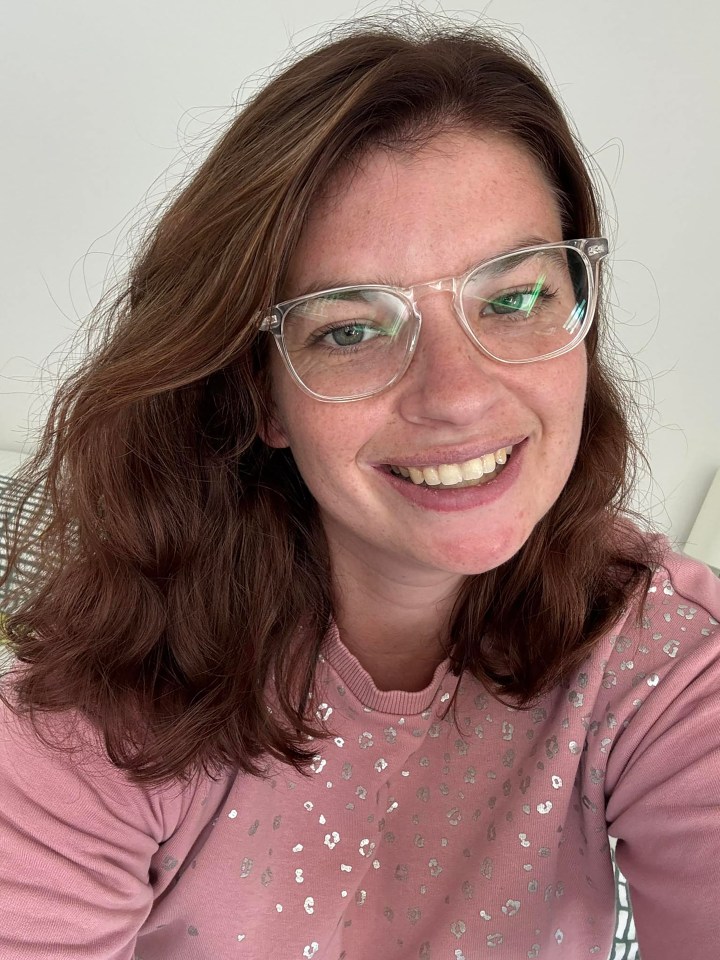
top-left (495, 448), bottom-right (507, 465)
top-left (421, 466), bottom-right (441, 485)
top-left (506, 445), bottom-right (513, 454)
top-left (408, 467), bottom-right (425, 485)
top-left (461, 458), bottom-right (484, 480)
top-left (398, 466), bottom-right (410, 478)
top-left (438, 464), bottom-right (463, 485)
top-left (481, 453), bottom-right (496, 474)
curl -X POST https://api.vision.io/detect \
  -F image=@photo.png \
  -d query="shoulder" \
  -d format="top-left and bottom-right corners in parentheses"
top-left (648, 536), bottom-right (720, 618)
top-left (0, 681), bottom-right (236, 953)
top-left (620, 536), bottom-right (719, 672)
top-left (573, 534), bottom-right (720, 699)
top-left (588, 538), bottom-right (720, 789)
top-left (559, 536), bottom-right (720, 788)
top-left (0, 679), bottom-right (224, 841)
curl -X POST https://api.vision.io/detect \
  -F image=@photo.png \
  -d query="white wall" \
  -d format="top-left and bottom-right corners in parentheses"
top-left (1, 0), bottom-right (719, 545)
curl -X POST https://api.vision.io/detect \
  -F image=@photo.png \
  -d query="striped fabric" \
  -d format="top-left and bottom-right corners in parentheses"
top-left (0, 473), bottom-right (46, 617)
top-left (0, 473), bottom-right (641, 957)
top-left (1, 472), bottom-right (48, 673)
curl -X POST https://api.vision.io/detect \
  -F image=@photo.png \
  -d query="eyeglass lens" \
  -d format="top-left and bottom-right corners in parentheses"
top-left (281, 246), bottom-right (589, 399)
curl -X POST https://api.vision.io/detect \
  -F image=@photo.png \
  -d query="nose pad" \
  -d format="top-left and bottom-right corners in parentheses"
top-left (409, 279), bottom-right (477, 363)
top-left (424, 276), bottom-right (455, 294)
top-left (412, 276), bottom-right (466, 329)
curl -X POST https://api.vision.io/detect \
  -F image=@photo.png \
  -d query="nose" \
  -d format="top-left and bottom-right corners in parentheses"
top-left (395, 289), bottom-right (509, 427)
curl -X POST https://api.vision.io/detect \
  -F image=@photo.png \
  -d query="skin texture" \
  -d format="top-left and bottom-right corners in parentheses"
top-left (264, 131), bottom-right (587, 689)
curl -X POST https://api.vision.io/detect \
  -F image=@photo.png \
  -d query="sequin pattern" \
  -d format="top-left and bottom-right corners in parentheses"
top-left (132, 561), bottom-right (720, 959)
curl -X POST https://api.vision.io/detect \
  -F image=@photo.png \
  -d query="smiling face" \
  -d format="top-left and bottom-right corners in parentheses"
top-left (264, 130), bottom-right (588, 594)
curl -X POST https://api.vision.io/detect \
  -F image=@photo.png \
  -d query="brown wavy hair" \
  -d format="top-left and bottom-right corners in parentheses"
top-left (0, 16), bottom-right (658, 786)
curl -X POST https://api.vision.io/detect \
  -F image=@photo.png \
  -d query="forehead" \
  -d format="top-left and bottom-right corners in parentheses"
top-left (285, 130), bottom-right (563, 296)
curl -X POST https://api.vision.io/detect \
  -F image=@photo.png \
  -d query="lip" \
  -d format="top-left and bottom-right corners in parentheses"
top-left (373, 436), bottom-right (527, 470)
top-left (375, 438), bottom-right (526, 513)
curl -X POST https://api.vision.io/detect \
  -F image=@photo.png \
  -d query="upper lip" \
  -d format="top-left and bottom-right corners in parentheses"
top-left (374, 437), bottom-right (526, 469)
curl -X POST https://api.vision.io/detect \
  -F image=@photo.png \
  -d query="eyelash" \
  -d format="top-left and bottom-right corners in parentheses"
top-left (304, 321), bottom-right (386, 351)
top-left (480, 284), bottom-right (559, 314)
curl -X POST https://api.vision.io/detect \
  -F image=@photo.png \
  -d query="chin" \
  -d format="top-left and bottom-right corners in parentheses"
top-left (430, 527), bottom-right (535, 577)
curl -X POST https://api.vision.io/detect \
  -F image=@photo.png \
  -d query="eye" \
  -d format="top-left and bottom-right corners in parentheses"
top-left (484, 288), bottom-right (543, 316)
top-left (323, 323), bottom-right (382, 347)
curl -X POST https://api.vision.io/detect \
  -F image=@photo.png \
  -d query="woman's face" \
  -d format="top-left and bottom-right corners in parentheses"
top-left (265, 131), bottom-right (587, 589)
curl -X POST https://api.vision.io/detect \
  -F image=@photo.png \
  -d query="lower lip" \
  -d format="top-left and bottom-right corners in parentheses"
top-left (376, 441), bottom-right (525, 513)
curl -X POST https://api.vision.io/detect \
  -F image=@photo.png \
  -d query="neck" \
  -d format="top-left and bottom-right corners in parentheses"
top-left (329, 543), bottom-right (463, 692)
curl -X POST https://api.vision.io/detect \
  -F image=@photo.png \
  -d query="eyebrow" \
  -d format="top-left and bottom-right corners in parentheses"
top-left (287, 234), bottom-right (558, 299)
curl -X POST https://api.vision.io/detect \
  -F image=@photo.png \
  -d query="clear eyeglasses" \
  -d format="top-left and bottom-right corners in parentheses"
top-left (259, 237), bottom-right (609, 402)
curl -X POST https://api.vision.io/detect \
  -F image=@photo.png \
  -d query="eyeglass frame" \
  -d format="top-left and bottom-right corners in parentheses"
top-left (258, 237), bottom-right (609, 403)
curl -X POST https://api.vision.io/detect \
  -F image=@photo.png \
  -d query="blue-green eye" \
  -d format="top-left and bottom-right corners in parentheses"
top-left (488, 291), bottom-right (532, 314)
top-left (328, 324), bottom-right (373, 346)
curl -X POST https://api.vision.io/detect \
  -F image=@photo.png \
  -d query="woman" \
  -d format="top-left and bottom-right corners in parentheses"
top-left (1, 18), bottom-right (718, 960)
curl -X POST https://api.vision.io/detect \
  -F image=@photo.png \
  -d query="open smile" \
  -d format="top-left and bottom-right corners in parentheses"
top-left (375, 439), bottom-right (526, 513)
top-left (387, 445), bottom-right (513, 488)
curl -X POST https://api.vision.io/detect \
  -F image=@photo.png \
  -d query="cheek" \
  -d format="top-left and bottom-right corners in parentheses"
top-left (279, 402), bottom-right (385, 512)
top-left (533, 353), bottom-right (587, 456)
top-left (568, 353), bottom-right (589, 430)
top-left (554, 356), bottom-right (588, 458)
top-left (274, 400), bottom-right (355, 485)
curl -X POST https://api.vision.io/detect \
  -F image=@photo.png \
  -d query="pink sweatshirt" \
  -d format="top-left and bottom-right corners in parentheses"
top-left (1, 543), bottom-right (719, 959)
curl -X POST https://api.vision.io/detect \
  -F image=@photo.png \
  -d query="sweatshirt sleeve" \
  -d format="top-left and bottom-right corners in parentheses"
top-left (604, 554), bottom-right (720, 959)
top-left (0, 695), bottom-right (191, 959)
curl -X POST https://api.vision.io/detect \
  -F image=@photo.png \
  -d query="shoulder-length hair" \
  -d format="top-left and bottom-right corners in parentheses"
top-left (1, 17), bottom-right (657, 786)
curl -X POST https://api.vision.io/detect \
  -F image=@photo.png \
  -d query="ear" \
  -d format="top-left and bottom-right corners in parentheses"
top-left (258, 409), bottom-right (290, 449)
top-left (257, 352), bottom-right (290, 448)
